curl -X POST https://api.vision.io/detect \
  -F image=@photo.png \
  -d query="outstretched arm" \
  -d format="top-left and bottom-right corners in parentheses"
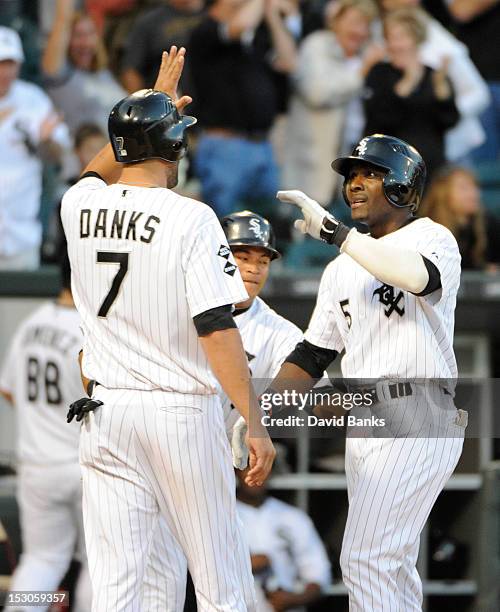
top-left (41, 0), bottom-right (76, 77)
top-left (277, 190), bottom-right (433, 294)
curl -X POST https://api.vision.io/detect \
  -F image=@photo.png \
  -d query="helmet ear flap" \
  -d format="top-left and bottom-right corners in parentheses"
top-left (384, 176), bottom-right (412, 207)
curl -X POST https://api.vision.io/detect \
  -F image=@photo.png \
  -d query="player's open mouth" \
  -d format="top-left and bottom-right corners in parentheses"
top-left (351, 200), bottom-right (367, 209)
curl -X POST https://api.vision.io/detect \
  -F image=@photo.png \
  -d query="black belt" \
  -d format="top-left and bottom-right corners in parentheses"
top-left (351, 382), bottom-right (413, 404)
top-left (355, 382), bottom-right (451, 404)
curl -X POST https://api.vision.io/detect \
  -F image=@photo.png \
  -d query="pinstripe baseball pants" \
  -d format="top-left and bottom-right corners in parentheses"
top-left (340, 387), bottom-right (466, 611)
top-left (79, 387), bottom-right (255, 612)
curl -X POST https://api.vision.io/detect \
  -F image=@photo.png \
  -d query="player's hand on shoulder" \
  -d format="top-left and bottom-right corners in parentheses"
top-left (244, 431), bottom-right (276, 487)
top-left (67, 397), bottom-right (103, 423)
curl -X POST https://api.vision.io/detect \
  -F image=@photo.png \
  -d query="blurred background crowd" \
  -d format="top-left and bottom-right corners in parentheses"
top-left (1, 0), bottom-right (500, 273)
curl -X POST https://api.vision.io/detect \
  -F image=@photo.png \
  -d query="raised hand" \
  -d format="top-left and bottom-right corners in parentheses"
top-left (153, 46), bottom-right (192, 113)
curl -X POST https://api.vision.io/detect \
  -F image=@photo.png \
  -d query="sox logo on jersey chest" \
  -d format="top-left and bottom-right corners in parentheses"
top-left (373, 283), bottom-right (405, 317)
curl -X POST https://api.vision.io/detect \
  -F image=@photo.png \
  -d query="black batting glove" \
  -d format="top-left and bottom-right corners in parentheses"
top-left (67, 397), bottom-right (103, 423)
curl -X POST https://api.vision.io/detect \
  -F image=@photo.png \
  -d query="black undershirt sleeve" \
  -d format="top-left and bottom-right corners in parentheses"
top-left (193, 304), bottom-right (236, 336)
top-left (284, 339), bottom-right (338, 379)
top-left (80, 170), bottom-right (105, 182)
top-left (414, 256), bottom-right (442, 296)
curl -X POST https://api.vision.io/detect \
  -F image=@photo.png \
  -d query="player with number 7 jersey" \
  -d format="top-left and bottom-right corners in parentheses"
top-left (60, 47), bottom-right (274, 611)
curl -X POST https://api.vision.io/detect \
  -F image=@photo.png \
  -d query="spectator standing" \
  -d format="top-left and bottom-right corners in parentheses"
top-left (189, 0), bottom-right (297, 219)
top-left (119, 0), bottom-right (204, 95)
top-left (236, 470), bottom-right (331, 612)
top-left (419, 165), bottom-right (500, 270)
top-left (364, 8), bottom-right (459, 178)
top-left (0, 26), bottom-right (69, 270)
top-left (282, 0), bottom-right (381, 206)
top-left (42, 0), bottom-right (126, 135)
top-left (447, 0), bottom-right (500, 162)
top-left (376, 0), bottom-right (491, 162)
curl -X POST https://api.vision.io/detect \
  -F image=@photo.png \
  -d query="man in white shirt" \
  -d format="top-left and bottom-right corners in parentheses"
top-left (0, 26), bottom-right (70, 270)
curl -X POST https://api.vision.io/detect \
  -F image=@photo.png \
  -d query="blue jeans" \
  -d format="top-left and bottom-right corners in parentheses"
top-left (193, 134), bottom-right (280, 217)
top-left (471, 81), bottom-right (500, 162)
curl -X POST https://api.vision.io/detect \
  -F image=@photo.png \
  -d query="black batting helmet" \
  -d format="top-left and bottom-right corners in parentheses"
top-left (332, 134), bottom-right (426, 211)
top-left (221, 211), bottom-right (281, 260)
top-left (108, 89), bottom-right (197, 164)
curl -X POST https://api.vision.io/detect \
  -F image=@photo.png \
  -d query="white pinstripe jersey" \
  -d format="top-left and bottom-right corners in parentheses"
top-left (221, 297), bottom-right (303, 415)
top-left (0, 302), bottom-right (82, 464)
top-left (305, 218), bottom-right (461, 379)
top-left (61, 176), bottom-right (248, 398)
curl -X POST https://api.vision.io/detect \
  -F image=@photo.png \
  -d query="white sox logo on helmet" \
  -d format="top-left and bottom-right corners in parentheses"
top-left (356, 138), bottom-right (369, 156)
top-left (249, 218), bottom-right (265, 240)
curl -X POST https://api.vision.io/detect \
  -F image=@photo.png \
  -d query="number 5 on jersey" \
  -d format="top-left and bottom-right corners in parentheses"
top-left (97, 251), bottom-right (130, 318)
top-left (340, 299), bottom-right (352, 329)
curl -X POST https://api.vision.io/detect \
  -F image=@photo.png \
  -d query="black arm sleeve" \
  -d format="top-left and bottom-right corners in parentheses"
top-left (80, 170), bottom-right (105, 182)
top-left (414, 256), bottom-right (442, 296)
top-left (284, 339), bottom-right (338, 379)
top-left (193, 304), bottom-right (236, 336)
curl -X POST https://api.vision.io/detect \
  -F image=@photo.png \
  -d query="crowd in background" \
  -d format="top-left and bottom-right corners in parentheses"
top-left (1, 0), bottom-right (500, 272)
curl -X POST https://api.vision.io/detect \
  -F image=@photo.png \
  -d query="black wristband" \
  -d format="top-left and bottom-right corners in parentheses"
top-left (320, 216), bottom-right (351, 248)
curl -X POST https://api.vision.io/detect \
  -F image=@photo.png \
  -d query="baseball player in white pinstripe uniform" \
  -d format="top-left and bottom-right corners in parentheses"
top-left (141, 211), bottom-right (306, 611)
top-left (0, 252), bottom-right (91, 612)
top-left (61, 48), bottom-right (275, 612)
top-left (270, 134), bottom-right (467, 611)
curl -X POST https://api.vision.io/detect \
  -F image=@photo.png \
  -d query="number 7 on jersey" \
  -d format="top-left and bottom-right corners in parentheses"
top-left (97, 251), bottom-right (129, 318)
